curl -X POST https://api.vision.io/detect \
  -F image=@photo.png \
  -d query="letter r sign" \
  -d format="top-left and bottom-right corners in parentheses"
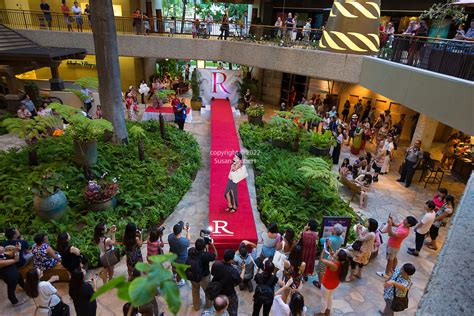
top-left (212, 72), bottom-right (230, 94)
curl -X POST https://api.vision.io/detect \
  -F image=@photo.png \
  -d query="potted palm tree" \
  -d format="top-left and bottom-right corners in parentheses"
top-left (32, 172), bottom-right (68, 220)
top-left (49, 103), bottom-right (112, 166)
top-left (246, 104), bottom-right (265, 125)
top-left (190, 69), bottom-right (202, 111)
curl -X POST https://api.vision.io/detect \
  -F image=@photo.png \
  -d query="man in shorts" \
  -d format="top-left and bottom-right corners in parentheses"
top-left (377, 215), bottom-right (417, 279)
top-left (313, 223), bottom-right (344, 288)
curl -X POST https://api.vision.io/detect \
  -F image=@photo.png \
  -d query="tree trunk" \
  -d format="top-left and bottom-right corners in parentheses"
top-left (159, 114), bottom-right (166, 140)
top-left (28, 147), bottom-right (38, 166)
top-left (138, 138), bottom-right (145, 161)
top-left (181, 0), bottom-right (187, 33)
top-left (90, 0), bottom-right (128, 144)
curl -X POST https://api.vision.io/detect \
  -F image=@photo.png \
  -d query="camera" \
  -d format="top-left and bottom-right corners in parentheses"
top-left (157, 226), bottom-right (165, 234)
top-left (200, 228), bottom-right (213, 245)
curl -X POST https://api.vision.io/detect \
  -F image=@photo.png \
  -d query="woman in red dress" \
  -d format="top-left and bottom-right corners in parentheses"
top-left (300, 219), bottom-right (318, 280)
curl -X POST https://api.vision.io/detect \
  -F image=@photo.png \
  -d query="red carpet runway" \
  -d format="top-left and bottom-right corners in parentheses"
top-left (208, 99), bottom-right (257, 256)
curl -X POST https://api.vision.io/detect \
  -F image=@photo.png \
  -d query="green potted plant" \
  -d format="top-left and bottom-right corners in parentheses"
top-left (129, 125), bottom-right (146, 161)
top-left (190, 69), bottom-right (202, 111)
top-left (92, 253), bottom-right (186, 315)
top-left (246, 104), bottom-right (265, 125)
top-left (48, 103), bottom-right (112, 166)
top-left (84, 176), bottom-right (119, 211)
top-left (1, 115), bottom-right (63, 166)
top-left (235, 67), bottom-right (258, 112)
top-left (32, 171), bottom-right (68, 220)
top-left (308, 130), bottom-right (337, 157)
top-left (266, 116), bottom-right (298, 149)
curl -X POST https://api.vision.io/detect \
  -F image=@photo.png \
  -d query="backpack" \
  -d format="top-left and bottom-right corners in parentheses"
top-left (185, 253), bottom-right (203, 282)
top-left (254, 284), bottom-right (274, 305)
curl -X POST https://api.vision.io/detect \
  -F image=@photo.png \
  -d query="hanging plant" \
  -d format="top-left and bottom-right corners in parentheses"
top-left (420, 0), bottom-right (467, 25)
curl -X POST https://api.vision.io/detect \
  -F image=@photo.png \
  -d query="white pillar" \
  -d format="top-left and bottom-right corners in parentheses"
top-left (153, 0), bottom-right (162, 11)
top-left (411, 113), bottom-right (439, 152)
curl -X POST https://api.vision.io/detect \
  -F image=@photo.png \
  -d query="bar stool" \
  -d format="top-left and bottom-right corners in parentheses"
top-left (421, 159), bottom-right (444, 189)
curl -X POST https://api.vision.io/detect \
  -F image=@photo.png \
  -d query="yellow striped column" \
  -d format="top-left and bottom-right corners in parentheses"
top-left (320, 0), bottom-right (381, 55)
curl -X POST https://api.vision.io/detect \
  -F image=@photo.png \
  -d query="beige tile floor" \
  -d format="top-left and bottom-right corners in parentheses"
top-left (0, 108), bottom-right (466, 316)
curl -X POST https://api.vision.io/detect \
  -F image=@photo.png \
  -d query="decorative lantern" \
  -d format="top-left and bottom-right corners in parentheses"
top-left (320, 0), bottom-right (381, 55)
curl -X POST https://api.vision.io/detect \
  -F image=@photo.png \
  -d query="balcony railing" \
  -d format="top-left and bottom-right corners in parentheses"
top-left (1, 9), bottom-right (473, 81)
top-left (378, 35), bottom-right (474, 81)
top-left (0, 9), bottom-right (322, 47)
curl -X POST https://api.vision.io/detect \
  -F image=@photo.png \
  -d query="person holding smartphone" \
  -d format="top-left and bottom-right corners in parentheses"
top-left (168, 222), bottom-right (191, 287)
top-left (93, 223), bottom-right (117, 284)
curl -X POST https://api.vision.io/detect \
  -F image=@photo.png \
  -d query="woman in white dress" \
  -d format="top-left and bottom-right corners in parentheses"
top-left (224, 152), bottom-right (244, 213)
top-left (381, 134), bottom-right (395, 174)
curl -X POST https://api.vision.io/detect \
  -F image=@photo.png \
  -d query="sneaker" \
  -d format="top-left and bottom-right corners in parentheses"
top-left (407, 249), bottom-right (419, 256)
top-left (376, 271), bottom-right (390, 279)
top-left (177, 279), bottom-right (186, 287)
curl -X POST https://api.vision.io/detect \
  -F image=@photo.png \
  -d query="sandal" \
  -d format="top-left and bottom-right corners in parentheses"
top-left (229, 208), bottom-right (236, 213)
top-left (225, 206), bottom-right (232, 212)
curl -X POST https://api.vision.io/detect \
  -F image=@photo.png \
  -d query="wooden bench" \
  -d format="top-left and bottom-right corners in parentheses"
top-left (339, 176), bottom-right (362, 203)
top-left (18, 261), bottom-right (70, 282)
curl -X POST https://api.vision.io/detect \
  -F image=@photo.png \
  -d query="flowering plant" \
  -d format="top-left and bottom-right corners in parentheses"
top-left (84, 174), bottom-right (119, 203)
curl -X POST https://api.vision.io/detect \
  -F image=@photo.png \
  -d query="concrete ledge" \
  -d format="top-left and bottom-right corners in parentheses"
top-left (417, 172), bottom-right (474, 315)
top-left (360, 57), bottom-right (474, 135)
top-left (15, 29), bottom-right (363, 84)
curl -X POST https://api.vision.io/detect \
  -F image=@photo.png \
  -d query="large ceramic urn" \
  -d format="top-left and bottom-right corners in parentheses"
top-left (320, 0), bottom-right (381, 55)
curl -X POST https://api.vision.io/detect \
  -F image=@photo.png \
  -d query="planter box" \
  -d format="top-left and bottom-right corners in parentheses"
top-left (248, 115), bottom-right (263, 125)
top-left (34, 190), bottom-right (68, 220)
top-left (74, 139), bottom-right (97, 166)
top-left (309, 145), bottom-right (330, 157)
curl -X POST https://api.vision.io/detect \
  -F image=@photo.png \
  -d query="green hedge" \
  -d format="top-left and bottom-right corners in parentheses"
top-left (239, 122), bottom-right (356, 233)
top-left (0, 121), bottom-right (201, 265)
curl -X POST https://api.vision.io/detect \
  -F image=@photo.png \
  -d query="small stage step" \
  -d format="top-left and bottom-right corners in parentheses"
top-left (200, 103), bottom-right (241, 119)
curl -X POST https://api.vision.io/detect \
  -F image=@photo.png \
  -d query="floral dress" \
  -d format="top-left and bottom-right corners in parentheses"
top-left (125, 244), bottom-right (143, 269)
top-left (32, 243), bottom-right (58, 271)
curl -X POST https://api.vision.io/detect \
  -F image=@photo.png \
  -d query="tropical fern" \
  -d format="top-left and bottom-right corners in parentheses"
top-left (129, 126), bottom-right (146, 140)
top-left (298, 157), bottom-right (339, 190)
top-left (47, 103), bottom-right (112, 141)
top-left (65, 77), bottom-right (98, 102)
top-left (1, 116), bottom-right (62, 144)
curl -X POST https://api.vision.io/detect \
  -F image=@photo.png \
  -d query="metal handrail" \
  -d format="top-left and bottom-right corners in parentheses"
top-left (1, 8), bottom-right (474, 45)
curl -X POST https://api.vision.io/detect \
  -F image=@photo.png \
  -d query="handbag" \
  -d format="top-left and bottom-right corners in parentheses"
top-left (390, 272), bottom-right (410, 312)
top-left (272, 241), bottom-right (286, 271)
top-left (230, 166), bottom-right (248, 184)
top-left (99, 239), bottom-right (120, 268)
